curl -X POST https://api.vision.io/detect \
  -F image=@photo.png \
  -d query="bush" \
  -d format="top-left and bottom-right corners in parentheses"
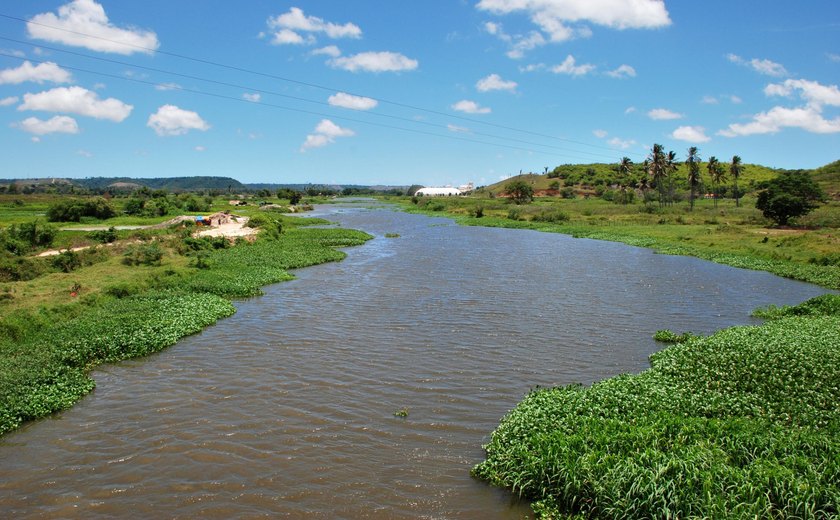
top-left (87, 227), bottom-right (118, 244)
top-left (0, 220), bottom-right (57, 254)
top-left (122, 242), bottom-right (164, 266)
top-left (47, 198), bottom-right (116, 222)
top-left (50, 250), bottom-right (81, 273)
top-left (531, 208), bottom-right (569, 223)
top-left (507, 207), bottom-right (523, 221)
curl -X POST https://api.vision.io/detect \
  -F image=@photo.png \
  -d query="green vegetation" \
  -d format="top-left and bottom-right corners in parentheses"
top-left (756, 170), bottom-right (827, 226)
top-left (473, 294), bottom-right (840, 519)
top-left (0, 197), bottom-right (372, 436)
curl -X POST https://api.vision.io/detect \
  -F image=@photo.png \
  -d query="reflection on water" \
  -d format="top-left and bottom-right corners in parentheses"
top-left (0, 201), bottom-right (830, 518)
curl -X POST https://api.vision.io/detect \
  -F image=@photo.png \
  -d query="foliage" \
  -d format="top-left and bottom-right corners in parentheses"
top-left (0, 220), bottom-right (57, 254)
top-left (87, 226), bottom-right (118, 244)
top-left (46, 197), bottom-right (116, 222)
top-left (752, 293), bottom-right (840, 319)
top-left (653, 329), bottom-right (698, 343)
top-left (756, 171), bottom-right (826, 226)
top-left (506, 180), bottom-right (534, 204)
top-left (122, 242), bottom-right (164, 266)
top-left (474, 298), bottom-right (840, 518)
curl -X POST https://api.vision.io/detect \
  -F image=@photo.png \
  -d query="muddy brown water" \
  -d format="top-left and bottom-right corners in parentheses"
top-left (0, 201), bottom-right (831, 518)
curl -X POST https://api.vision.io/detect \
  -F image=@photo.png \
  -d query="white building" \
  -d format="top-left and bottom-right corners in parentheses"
top-left (415, 186), bottom-right (463, 197)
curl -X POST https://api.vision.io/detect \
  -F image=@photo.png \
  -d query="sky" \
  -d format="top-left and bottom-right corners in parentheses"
top-left (0, 0), bottom-right (838, 187)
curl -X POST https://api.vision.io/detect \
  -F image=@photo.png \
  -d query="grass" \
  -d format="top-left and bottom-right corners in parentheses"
top-left (472, 294), bottom-right (840, 519)
top-left (0, 207), bottom-right (372, 435)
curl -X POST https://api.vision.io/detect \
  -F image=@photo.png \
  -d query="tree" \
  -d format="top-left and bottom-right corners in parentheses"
top-left (666, 150), bottom-right (680, 206)
top-left (729, 155), bottom-right (743, 207)
top-left (505, 180), bottom-right (534, 204)
top-left (707, 156), bottom-right (725, 208)
top-left (686, 147), bottom-right (702, 211)
top-left (756, 171), bottom-right (826, 226)
top-left (617, 157), bottom-right (633, 205)
top-left (647, 144), bottom-right (668, 207)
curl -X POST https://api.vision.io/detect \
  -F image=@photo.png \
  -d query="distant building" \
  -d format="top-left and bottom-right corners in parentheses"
top-left (415, 186), bottom-right (464, 197)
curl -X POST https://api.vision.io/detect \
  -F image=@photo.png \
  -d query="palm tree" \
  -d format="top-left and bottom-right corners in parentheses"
top-left (730, 155), bottom-right (743, 207)
top-left (648, 144), bottom-right (668, 207)
top-left (686, 147), bottom-right (701, 211)
top-left (707, 156), bottom-right (726, 208)
top-left (618, 157), bottom-right (633, 204)
top-left (639, 159), bottom-right (651, 206)
top-left (666, 150), bottom-right (680, 206)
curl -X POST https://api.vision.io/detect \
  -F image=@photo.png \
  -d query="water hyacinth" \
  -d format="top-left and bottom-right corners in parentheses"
top-left (473, 295), bottom-right (840, 519)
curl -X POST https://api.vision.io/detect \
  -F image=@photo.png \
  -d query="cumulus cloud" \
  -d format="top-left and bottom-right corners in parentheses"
top-left (478, 0), bottom-right (670, 56)
top-left (701, 95), bottom-right (719, 105)
top-left (624, 106), bottom-right (637, 114)
top-left (0, 96), bottom-right (19, 107)
top-left (605, 64), bottom-right (636, 79)
top-left (329, 51), bottom-right (418, 72)
top-left (476, 73), bottom-right (518, 93)
top-left (764, 78), bottom-right (840, 108)
top-left (301, 119), bottom-right (354, 151)
top-left (14, 115), bottom-right (79, 135)
top-left (19, 86), bottom-right (132, 122)
top-left (451, 100), bottom-right (491, 114)
top-left (726, 53), bottom-right (788, 77)
top-left (27, 0), bottom-right (159, 55)
top-left (77, 149), bottom-right (93, 157)
top-left (154, 82), bottom-right (181, 91)
top-left (312, 45), bottom-right (342, 58)
top-left (147, 104), bottom-right (210, 136)
top-left (0, 61), bottom-right (72, 85)
top-left (719, 78), bottom-right (840, 137)
top-left (551, 55), bottom-right (595, 76)
top-left (647, 108), bottom-right (683, 120)
top-left (243, 92), bottom-right (261, 102)
top-left (447, 124), bottom-right (471, 133)
top-left (267, 7), bottom-right (361, 46)
top-left (592, 129), bottom-right (608, 138)
top-left (608, 136), bottom-right (637, 149)
top-left (671, 125), bottom-right (710, 143)
top-left (328, 92), bottom-right (378, 110)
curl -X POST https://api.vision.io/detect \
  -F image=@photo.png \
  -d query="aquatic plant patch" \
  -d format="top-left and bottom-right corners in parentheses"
top-left (473, 295), bottom-right (840, 519)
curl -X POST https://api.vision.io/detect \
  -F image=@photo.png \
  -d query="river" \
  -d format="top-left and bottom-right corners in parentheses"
top-left (0, 201), bottom-right (830, 518)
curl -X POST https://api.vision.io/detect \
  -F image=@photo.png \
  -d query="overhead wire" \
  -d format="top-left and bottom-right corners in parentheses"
top-left (0, 11), bottom-right (644, 162)
top-left (0, 37), bottom-right (625, 161)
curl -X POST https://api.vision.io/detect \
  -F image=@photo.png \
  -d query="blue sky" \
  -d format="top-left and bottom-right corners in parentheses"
top-left (0, 1), bottom-right (838, 186)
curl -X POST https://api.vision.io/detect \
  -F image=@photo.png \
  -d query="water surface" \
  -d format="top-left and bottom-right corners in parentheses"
top-left (0, 202), bottom-right (830, 518)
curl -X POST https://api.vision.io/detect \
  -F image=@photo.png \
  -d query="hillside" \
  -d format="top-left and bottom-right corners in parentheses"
top-left (481, 160), bottom-right (833, 197)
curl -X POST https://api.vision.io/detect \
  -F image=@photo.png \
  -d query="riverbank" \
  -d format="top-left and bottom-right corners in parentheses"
top-left (396, 196), bottom-right (840, 290)
top-left (472, 294), bottom-right (840, 518)
top-left (0, 214), bottom-right (372, 435)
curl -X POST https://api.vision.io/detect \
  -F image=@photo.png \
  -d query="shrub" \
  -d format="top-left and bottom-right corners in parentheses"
top-left (531, 208), bottom-right (569, 223)
top-left (122, 242), bottom-right (164, 266)
top-left (50, 250), bottom-right (81, 273)
top-left (87, 227), bottom-right (118, 244)
top-left (507, 207), bottom-right (523, 221)
top-left (47, 198), bottom-right (116, 222)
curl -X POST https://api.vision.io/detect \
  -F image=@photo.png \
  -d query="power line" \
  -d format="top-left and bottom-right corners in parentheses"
top-left (0, 37), bottom-right (624, 161)
top-left (0, 11), bottom-right (642, 160)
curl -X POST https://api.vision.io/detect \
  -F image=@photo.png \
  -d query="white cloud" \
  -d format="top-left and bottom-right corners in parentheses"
top-left (267, 7), bottom-right (361, 46)
top-left (624, 106), bottom-right (637, 114)
top-left (0, 49), bottom-right (26, 58)
top-left (27, 0), bottom-right (159, 55)
top-left (14, 115), bottom-right (79, 135)
top-left (301, 119), bottom-right (354, 151)
top-left (312, 45), bottom-right (342, 58)
top-left (828, 53), bottom-right (840, 63)
top-left (0, 96), bottom-right (19, 107)
top-left (329, 51), bottom-right (418, 72)
top-left (19, 86), bottom-right (132, 122)
top-left (647, 108), bottom-right (683, 120)
top-left (764, 78), bottom-right (840, 108)
top-left (520, 63), bottom-right (546, 72)
top-left (77, 149), bottom-right (92, 157)
top-left (154, 82), bottom-right (181, 91)
top-left (727, 53), bottom-right (788, 77)
top-left (476, 73), bottom-right (518, 93)
top-left (719, 106), bottom-right (840, 136)
top-left (605, 64), bottom-right (636, 78)
top-left (729, 95), bottom-right (742, 104)
top-left (243, 93), bottom-right (261, 102)
top-left (147, 104), bottom-right (210, 136)
top-left (701, 95), bottom-right (719, 105)
top-left (671, 125), bottom-right (710, 143)
top-left (477, 0), bottom-right (670, 54)
top-left (328, 92), bottom-right (378, 110)
top-left (608, 136), bottom-right (636, 149)
top-left (551, 55), bottom-right (595, 76)
top-left (592, 129), bottom-right (608, 138)
top-left (195, 145), bottom-right (205, 152)
top-left (451, 100), bottom-right (491, 114)
top-left (447, 124), bottom-right (471, 133)
top-left (0, 61), bottom-right (72, 85)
